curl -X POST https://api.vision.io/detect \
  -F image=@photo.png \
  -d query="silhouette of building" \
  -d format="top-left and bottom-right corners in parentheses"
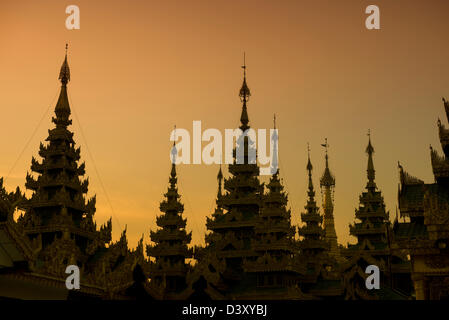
top-left (342, 134), bottom-right (412, 299)
top-left (393, 98), bottom-right (449, 300)
top-left (298, 149), bottom-right (343, 298)
top-left (146, 144), bottom-right (193, 298)
top-left (5, 49), bottom-right (449, 300)
top-left (319, 140), bottom-right (340, 260)
top-left (0, 48), bottom-right (146, 299)
top-left (242, 120), bottom-right (309, 298)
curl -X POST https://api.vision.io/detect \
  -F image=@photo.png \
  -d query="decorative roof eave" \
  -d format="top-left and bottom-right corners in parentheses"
top-left (398, 162), bottom-right (424, 186)
top-left (430, 146), bottom-right (449, 180)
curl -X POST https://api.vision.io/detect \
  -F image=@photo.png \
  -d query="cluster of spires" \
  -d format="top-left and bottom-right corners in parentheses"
top-left (4, 46), bottom-right (398, 299)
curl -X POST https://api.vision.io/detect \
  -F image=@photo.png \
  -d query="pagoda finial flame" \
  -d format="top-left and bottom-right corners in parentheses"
top-left (239, 52), bottom-right (250, 131)
top-left (59, 43), bottom-right (70, 85)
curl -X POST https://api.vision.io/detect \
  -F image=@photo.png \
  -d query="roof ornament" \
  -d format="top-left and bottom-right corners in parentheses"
top-left (217, 165), bottom-right (223, 197)
top-left (239, 53), bottom-right (251, 102)
top-left (59, 43), bottom-right (70, 85)
top-left (170, 125), bottom-right (177, 178)
top-left (270, 113), bottom-right (279, 175)
top-left (366, 129), bottom-right (376, 188)
top-left (442, 97), bottom-right (449, 124)
top-left (239, 53), bottom-right (250, 130)
top-left (306, 143), bottom-right (315, 196)
top-left (320, 138), bottom-right (335, 187)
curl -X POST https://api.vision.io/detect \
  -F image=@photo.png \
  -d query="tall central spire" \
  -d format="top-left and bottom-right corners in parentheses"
top-left (239, 53), bottom-right (251, 131)
top-left (54, 44), bottom-right (71, 128)
top-left (170, 125), bottom-right (177, 180)
top-left (319, 138), bottom-right (339, 259)
top-left (270, 114), bottom-right (279, 174)
top-left (299, 145), bottom-right (327, 258)
top-left (307, 144), bottom-right (314, 197)
top-left (366, 129), bottom-right (376, 190)
top-left (320, 138), bottom-right (335, 188)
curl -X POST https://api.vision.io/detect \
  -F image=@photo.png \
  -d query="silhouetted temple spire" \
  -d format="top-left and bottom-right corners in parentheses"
top-left (271, 114), bottom-right (279, 175)
top-left (17, 46), bottom-right (113, 280)
top-left (170, 126), bottom-right (177, 182)
top-left (217, 165), bottom-right (223, 197)
top-left (299, 145), bottom-right (327, 257)
top-left (54, 44), bottom-right (72, 128)
top-left (147, 139), bottom-right (192, 295)
top-left (59, 44), bottom-right (70, 84)
top-left (320, 139), bottom-right (335, 188)
top-left (366, 130), bottom-right (377, 190)
top-left (349, 132), bottom-right (389, 247)
top-left (239, 53), bottom-right (251, 131)
top-left (319, 138), bottom-right (339, 259)
top-left (307, 144), bottom-right (314, 197)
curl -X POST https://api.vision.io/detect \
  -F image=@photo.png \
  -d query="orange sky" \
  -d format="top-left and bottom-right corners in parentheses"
top-left (1, 0), bottom-right (449, 249)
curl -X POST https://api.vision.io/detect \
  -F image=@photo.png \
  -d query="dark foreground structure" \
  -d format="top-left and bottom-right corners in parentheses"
top-left (1, 51), bottom-right (448, 300)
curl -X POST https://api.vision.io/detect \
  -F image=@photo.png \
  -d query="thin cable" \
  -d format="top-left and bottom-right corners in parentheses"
top-left (67, 92), bottom-right (122, 231)
top-left (176, 166), bottom-right (204, 246)
top-left (4, 89), bottom-right (59, 184)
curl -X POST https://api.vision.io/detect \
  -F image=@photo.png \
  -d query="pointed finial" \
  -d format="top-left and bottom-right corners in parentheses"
top-left (320, 138), bottom-right (335, 187)
top-left (306, 144), bottom-right (315, 199)
top-left (173, 125), bottom-right (177, 147)
top-left (238, 53), bottom-right (251, 130)
top-left (366, 130), bottom-right (376, 188)
top-left (170, 125), bottom-right (178, 178)
top-left (366, 129), bottom-right (374, 155)
top-left (321, 138), bottom-right (329, 166)
top-left (171, 125), bottom-right (177, 162)
top-left (239, 52), bottom-right (251, 104)
top-left (217, 164), bottom-right (223, 181)
top-left (321, 138), bottom-right (329, 153)
top-left (217, 165), bottom-right (223, 197)
top-left (307, 143), bottom-right (313, 171)
top-left (59, 44), bottom-right (70, 85)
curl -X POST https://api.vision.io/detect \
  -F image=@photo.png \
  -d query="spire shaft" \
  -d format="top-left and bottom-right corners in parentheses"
top-left (319, 139), bottom-right (339, 258)
top-left (239, 53), bottom-right (251, 131)
top-left (307, 144), bottom-right (314, 199)
top-left (217, 165), bottom-right (223, 197)
top-left (53, 45), bottom-right (72, 128)
top-left (366, 130), bottom-right (376, 189)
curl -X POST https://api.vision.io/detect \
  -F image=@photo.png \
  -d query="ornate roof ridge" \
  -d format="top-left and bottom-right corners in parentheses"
top-left (398, 162), bottom-right (424, 185)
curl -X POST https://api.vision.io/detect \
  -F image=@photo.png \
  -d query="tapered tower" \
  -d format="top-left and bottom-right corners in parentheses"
top-left (243, 118), bottom-right (307, 299)
top-left (147, 142), bottom-right (193, 296)
top-left (17, 47), bottom-right (112, 277)
top-left (320, 139), bottom-right (339, 258)
top-left (204, 58), bottom-right (264, 295)
top-left (349, 132), bottom-right (390, 251)
top-left (299, 146), bottom-right (328, 257)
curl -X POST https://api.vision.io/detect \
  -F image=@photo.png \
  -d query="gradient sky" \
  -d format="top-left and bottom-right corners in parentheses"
top-left (1, 0), bottom-right (449, 249)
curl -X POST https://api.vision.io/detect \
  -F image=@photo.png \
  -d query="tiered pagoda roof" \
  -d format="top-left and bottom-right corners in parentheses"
top-left (1, 48), bottom-right (148, 298)
top-left (298, 149), bottom-right (328, 256)
top-left (16, 49), bottom-right (113, 277)
top-left (348, 134), bottom-right (390, 254)
top-left (244, 169), bottom-right (301, 275)
top-left (319, 139), bottom-right (340, 259)
top-left (146, 147), bottom-right (193, 295)
top-left (204, 61), bottom-right (263, 276)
